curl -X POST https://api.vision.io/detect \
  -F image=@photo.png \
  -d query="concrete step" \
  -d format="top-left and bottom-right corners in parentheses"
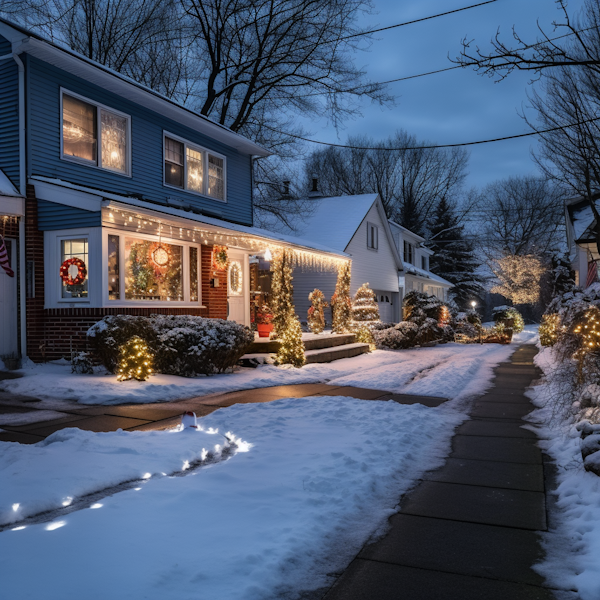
top-left (247, 332), bottom-right (356, 353)
top-left (304, 342), bottom-right (370, 364)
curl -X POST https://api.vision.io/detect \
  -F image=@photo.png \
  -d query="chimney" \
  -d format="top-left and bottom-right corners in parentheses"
top-left (308, 175), bottom-right (323, 199)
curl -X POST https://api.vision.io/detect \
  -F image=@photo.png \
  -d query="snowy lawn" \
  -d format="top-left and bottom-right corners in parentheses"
top-left (527, 346), bottom-right (600, 600)
top-left (0, 396), bottom-right (465, 600)
top-left (0, 327), bottom-right (537, 407)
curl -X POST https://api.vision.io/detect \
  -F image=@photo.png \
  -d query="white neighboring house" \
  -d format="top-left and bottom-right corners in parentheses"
top-left (266, 194), bottom-right (404, 324)
top-left (565, 195), bottom-right (600, 287)
top-left (387, 221), bottom-right (453, 302)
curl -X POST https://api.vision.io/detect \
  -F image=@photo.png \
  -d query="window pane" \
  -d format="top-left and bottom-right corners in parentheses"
top-left (189, 246), bottom-right (199, 302)
top-left (124, 237), bottom-right (183, 301)
top-left (101, 110), bottom-right (128, 173)
top-left (63, 95), bottom-right (97, 163)
top-left (186, 147), bottom-right (204, 193)
top-left (165, 137), bottom-right (184, 188)
top-left (61, 238), bottom-right (89, 299)
top-left (108, 234), bottom-right (120, 300)
top-left (208, 154), bottom-right (224, 200)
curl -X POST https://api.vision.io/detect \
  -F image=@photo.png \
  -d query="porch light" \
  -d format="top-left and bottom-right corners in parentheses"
top-left (471, 301), bottom-right (477, 309)
top-left (264, 248), bottom-right (272, 261)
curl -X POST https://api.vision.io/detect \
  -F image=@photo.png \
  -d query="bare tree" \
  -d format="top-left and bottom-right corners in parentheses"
top-left (474, 176), bottom-right (565, 260)
top-left (304, 130), bottom-right (469, 235)
top-left (454, 0), bottom-right (600, 81)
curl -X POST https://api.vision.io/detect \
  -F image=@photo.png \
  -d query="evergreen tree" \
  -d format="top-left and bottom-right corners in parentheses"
top-left (271, 249), bottom-right (295, 336)
top-left (331, 262), bottom-right (352, 333)
top-left (351, 283), bottom-right (380, 324)
top-left (307, 288), bottom-right (327, 334)
top-left (428, 197), bottom-right (485, 309)
top-left (275, 314), bottom-right (306, 367)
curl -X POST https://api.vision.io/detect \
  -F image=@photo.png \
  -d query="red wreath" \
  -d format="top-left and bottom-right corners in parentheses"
top-left (60, 257), bottom-right (87, 286)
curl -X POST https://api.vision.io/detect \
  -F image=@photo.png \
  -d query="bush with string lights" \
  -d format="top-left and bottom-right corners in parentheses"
top-left (117, 336), bottom-right (154, 382)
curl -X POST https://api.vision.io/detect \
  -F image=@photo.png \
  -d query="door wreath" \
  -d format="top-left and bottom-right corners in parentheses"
top-left (60, 257), bottom-right (87, 286)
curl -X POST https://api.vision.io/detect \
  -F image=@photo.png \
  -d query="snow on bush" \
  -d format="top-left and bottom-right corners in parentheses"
top-left (492, 305), bottom-right (525, 333)
top-left (373, 321), bottom-right (418, 349)
top-left (88, 315), bottom-right (254, 377)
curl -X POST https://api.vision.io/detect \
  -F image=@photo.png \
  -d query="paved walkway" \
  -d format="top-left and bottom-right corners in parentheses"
top-left (0, 380), bottom-right (447, 444)
top-left (321, 344), bottom-right (575, 600)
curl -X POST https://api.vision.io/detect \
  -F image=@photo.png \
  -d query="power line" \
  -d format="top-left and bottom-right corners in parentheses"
top-left (340, 0), bottom-right (499, 41)
top-left (262, 115), bottom-right (600, 150)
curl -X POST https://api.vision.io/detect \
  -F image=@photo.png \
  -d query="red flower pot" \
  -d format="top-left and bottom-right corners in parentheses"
top-left (257, 323), bottom-right (274, 338)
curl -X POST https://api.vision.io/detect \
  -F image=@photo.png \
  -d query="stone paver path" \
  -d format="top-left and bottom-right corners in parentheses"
top-left (321, 344), bottom-right (576, 600)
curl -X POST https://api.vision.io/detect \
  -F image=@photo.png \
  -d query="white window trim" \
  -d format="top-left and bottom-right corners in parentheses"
top-left (162, 130), bottom-right (227, 203)
top-left (367, 221), bottom-right (378, 251)
top-left (60, 87), bottom-right (132, 177)
top-left (102, 227), bottom-right (203, 308)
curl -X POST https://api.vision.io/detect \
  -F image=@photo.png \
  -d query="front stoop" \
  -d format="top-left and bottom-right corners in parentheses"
top-left (305, 342), bottom-right (370, 364)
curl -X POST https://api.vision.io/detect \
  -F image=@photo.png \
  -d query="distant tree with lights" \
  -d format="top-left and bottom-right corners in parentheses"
top-left (331, 262), bottom-right (352, 333)
top-left (271, 249), bottom-right (295, 336)
top-left (351, 283), bottom-right (380, 324)
top-left (117, 336), bottom-right (153, 381)
top-left (275, 314), bottom-right (306, 367)
top-left (491, 254), bottom-right (547, 305)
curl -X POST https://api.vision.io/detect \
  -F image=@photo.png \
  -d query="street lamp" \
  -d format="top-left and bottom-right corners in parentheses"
top-left (471, 300), bottom-right (477, 309)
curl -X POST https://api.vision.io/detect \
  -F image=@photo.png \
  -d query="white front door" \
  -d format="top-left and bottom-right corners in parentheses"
top-left (227, 252), bottom-right (249, 325)
top-left (0, 238), bottom-right (18, 357)
top-left (376, 291), bottom-right (394, 323)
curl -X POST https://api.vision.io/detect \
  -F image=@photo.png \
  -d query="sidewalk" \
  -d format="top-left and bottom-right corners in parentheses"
top-left (321, 344), bottom-right (576, 600)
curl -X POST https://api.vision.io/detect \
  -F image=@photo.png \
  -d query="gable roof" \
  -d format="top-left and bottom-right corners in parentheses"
top-left (0, 18), bottom-right (270, 158)
top-left (568, 197), bottom-right (600, 242)
top-left (0, 169), bottom-right (20, 197)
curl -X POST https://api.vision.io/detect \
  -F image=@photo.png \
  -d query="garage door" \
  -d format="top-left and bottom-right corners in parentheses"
top-left (376, 292), bottom-right (394, 323)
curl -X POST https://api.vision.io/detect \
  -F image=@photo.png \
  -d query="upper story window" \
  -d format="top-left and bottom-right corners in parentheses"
top-left (403, 241), bottom-right (414, 264)
top-left (421, 255), bottom-right (428, 270)
top-left (61, 90), bottom-right (131, 176)
top-left (164, 133), bottom-right (226, 201)
top-left (367, 222), bottom-right (378, 250)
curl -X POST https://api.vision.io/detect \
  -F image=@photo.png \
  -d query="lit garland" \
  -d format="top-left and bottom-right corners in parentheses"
top-left (491, 255), bottom-right (546, 305)
top-left (117, 336), bottom-right (154, 381)
top-left (331, 262), bottom-right (352, 333)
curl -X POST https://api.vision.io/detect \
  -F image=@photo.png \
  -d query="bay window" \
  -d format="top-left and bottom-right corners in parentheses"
top-left (61, 89), bottom-right (131, 176)
top-left (164, 132), bottom-right (226, 201)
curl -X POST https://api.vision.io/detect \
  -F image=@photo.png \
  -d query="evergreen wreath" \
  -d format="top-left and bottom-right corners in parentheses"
top-left (212, 245), bottom-right (229, 271)
top-left (60, 257), bottom-right (87, 286)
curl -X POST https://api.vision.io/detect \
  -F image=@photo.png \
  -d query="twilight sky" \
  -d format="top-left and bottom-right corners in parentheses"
top-left (298, 0), bottom-right (586, 191)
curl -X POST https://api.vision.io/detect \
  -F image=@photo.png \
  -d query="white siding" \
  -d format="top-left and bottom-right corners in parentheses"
top-left (346, 203), bottom-right (399, 295)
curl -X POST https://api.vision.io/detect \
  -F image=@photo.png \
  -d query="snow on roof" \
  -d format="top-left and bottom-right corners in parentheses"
top-left (264, 194), bottom-right (379, 253)
top-left (0, 170), bottom-right (20, 197)
top-left (402, 262), bottom-right (453, 287)
top-left (388, 219), bottom-right (425, 242)
top-left (572, 203), bottom-right (597, 240)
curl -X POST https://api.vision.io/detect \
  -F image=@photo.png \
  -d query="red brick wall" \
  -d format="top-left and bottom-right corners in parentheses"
top-left (201, 245), bottom-right (228, 320)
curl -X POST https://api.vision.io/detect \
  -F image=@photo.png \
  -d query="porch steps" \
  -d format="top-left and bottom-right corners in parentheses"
top-left (247, 333), bottom-right (356, 354)
top-left (304, 342), bottom-right (370, 364)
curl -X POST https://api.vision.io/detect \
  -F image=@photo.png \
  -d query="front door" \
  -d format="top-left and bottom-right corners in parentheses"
top-left (227, 251), bottom-right (249, 325)
top-left (0, 238), bottom-right (18, 357)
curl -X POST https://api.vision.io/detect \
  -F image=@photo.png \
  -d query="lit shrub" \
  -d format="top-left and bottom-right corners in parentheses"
top-left (539, 313), bottom-right (560, 347)
top-left (117, 336), bottom-right (154, 381)
top-left (492, 306), bottom-right (525, 333)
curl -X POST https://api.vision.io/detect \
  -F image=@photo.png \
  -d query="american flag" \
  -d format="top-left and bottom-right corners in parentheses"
top-left (586, 260), bottom-right (598, 288)
top-left (0, 235), bottom-right (14, 277)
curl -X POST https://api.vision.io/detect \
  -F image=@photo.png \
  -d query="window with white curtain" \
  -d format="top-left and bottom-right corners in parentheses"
top-left (61, 90), bottom-right (131, 175)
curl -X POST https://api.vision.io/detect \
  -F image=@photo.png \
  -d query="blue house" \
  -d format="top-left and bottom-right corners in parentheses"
top-left (0, 18), bottom-right (348, 362)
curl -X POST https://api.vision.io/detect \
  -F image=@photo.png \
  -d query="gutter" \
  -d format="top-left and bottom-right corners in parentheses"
top-left (0, 42), bottom-right (27, 359)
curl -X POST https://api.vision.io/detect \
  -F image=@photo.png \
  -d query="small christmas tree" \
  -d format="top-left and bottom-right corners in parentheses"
top-left (307, 289), bottom-right (328, 334)
top-left (275, 315), bottom-right (306, 367)
top-left (352, 283), bottom-right (380, 325)
top-left (117, 336), bottom-right (154, 381)
top-left (271, 249), bottom-right (295, 337)
top-left (332, 262), bottom-right (352, 333)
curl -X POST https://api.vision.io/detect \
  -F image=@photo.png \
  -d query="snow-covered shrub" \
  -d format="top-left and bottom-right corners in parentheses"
top-left (403, 291), bottom-right (446, 345)
top-left (373, 321), bottom-right (418, 349)
top-left (492, 306), bottom-right (525, 333)
top-left (151, 315), bottom-right (254, 376)
top-left (88, 315), bottom-right (253, 376)
top-left (87, 315), bottom-right (158, 373)
top-left (71, 351), bottom-right (94, 374)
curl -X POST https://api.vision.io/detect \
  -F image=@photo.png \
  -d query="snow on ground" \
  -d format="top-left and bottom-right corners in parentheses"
top-left (0, 334), bottom-right (534, 407)
top-left (0, 396), bottom-right (465, 600)
top-left (526, 344), bottom-right (600, 600)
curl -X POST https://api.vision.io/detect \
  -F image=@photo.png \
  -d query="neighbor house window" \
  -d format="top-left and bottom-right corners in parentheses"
top-left (421, 256), bottom-right (428, 270)
top-left (61, 238), bottom-right (89, 299)
top-left (367, 222), bottom-right (378, 250)
top-left (403, 241), bottom-right (414, 264)
top-left (62, 90), bottom-right (130, 175)
top-left (164, 133), bottom-right (226, 201)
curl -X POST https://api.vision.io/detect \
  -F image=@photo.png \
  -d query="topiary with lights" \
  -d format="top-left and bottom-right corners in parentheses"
top-left (307, 288), bottom-right (328, 334)
top-left (271, 249), bottom-right (295, 337)
top-left (351, 283), bottom-right (380, 325)
top-left (117, 335), bottom-right (154, 381)
top-left (275, 314), bottom-right (306, 367)
top-left (331, 262), bottom-right (352, 333)
top-left (539, 313), bottom-right (561, 347)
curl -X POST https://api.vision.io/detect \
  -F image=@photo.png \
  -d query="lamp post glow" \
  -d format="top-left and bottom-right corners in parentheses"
top-left (471, 300), bottom-right (477, 309)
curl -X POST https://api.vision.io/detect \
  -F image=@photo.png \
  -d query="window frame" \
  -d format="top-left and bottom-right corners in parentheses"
top-left (403, 241), bottom-right (414, 265)
top-left (421, 255), bottom-right (428, 271)
top-left (102, 227), bottom-right (203, 307)
top-left (60, 88), bottom-right (132, 177)
top-left (366, 221), bottom-right (378, 250)
top-left (162, 131), bottom-right (227, 203)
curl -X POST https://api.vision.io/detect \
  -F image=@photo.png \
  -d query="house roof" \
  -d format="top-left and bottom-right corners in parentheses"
top-left (568, 198), bottom-right (600, 241)
top-left (0, 18), bottom-right (270, 158)
top-left (388, 219), bottom-right (425, 242)
top-left (0, 169), bottom-right (20, 197)
top-left (401, 262), bottom-right (453, 287)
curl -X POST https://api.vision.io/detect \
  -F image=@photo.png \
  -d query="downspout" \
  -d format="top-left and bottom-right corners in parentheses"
top-left (0, 45), bottom-right (27, 359)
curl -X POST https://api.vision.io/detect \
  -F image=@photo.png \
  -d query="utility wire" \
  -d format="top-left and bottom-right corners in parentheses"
top-left (262, 115), bottom-right (600, 150)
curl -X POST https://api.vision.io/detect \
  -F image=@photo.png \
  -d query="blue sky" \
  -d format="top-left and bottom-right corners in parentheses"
top-left (299, 0), bottom-right (586, 190)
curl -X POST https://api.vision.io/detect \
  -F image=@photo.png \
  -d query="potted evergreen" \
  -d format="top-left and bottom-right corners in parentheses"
top-left (256, 305), bottom-right (274, 338)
